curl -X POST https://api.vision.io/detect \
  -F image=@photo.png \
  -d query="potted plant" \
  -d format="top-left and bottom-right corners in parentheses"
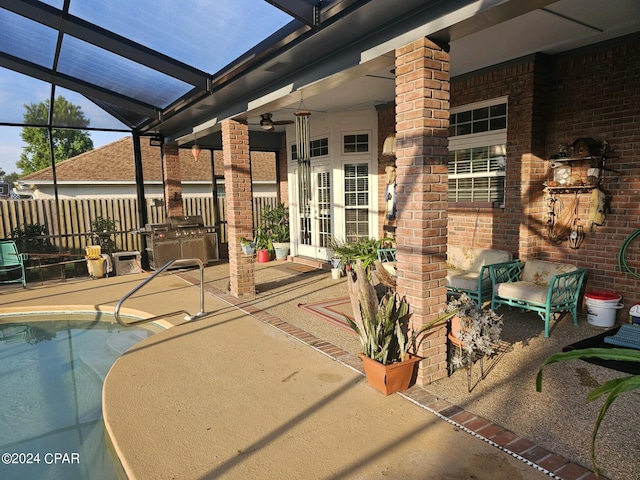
top-left (329, 237), bottom-right (393, 273)
top-left (345, 260), bottom-right (458, 395)
top-left (254, 226), bottom-right (272, 262)
top-left (330, 253), bottom-right (342, 269)
top-left (239, 237), bottom-right (255, 255)
top-left (445, 294), bottom-right (503, 373)
top-left (262, 203), bottom-right (290, 260)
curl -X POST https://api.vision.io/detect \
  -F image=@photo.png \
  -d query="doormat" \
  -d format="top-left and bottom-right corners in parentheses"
top-left (297, 297), bottom-right (355, 333)
top-left (287, 264), bottom-right (320, 273)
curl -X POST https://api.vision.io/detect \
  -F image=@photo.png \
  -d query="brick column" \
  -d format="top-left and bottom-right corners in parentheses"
top-left (394, 38), bottom-right (450, 385)
top-left (222, 119), bottom-right (255, 298)
top-left (162, 143), bottom-right (184, 217)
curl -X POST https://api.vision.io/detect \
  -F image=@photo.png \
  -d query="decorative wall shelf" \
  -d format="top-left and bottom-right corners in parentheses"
top-left (543, 137), bottom-right (617, 249)
top-left (545, 185), bottom-right (596, 194)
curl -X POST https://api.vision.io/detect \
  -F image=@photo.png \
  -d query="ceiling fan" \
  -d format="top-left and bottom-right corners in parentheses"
top-left (258, 113), bottom-right (294, 131)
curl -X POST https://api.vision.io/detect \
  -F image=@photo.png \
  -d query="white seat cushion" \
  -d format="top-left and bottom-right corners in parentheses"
top-left (382, 261), bottom-right (396, 276)
top-left (494, 281), bottom-right (548, 305)
top-left (447, 269), bottom-right (486, 291)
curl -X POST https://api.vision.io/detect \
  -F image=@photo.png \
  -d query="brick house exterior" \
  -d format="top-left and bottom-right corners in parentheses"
top-left (376, 33), bottom-right (640, 329)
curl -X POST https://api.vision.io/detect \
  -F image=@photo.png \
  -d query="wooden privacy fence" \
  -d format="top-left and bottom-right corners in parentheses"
top-left (0, 196), bottom-right (278, 253)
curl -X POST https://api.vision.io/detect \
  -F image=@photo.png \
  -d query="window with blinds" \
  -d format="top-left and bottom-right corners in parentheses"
top-left (344, 163), bottom-right (369, 241)
top-left (448, 99), bottom-right (507, 207)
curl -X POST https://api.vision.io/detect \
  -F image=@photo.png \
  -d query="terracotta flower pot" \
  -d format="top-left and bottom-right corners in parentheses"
top-left (358, 353), bottom-right (422, 395)
top-left (448, 315), bottom-right (464, 347)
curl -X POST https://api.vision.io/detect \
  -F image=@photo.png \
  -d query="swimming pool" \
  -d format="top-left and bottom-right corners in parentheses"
top-left (0, 315), bottom-right (162, 480)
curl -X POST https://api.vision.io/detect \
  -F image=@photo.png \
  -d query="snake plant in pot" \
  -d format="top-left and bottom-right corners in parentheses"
top-left (346, 260), bottom-right (457, 395)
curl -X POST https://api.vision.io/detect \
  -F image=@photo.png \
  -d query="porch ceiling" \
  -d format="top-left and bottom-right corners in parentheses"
top-left (1, 0), bottom-right (639, 149)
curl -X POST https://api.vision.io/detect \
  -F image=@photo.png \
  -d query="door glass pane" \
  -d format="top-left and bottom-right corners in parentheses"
top-left (317, 171), bottom-right (331, 248)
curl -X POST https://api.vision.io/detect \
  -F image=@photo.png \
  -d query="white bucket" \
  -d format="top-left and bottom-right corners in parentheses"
top-left (585, 291), bottom-right (623, 328)
top-left (331, 268), bottom-right (341, 280)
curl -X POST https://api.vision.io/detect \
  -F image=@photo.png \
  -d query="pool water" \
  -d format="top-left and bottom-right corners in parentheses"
top-left (0, 317), bottom-right (160, 480)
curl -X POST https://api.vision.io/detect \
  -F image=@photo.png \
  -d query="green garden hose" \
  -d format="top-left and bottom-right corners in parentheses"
top-left (618, 229), bottom-right (640, 279)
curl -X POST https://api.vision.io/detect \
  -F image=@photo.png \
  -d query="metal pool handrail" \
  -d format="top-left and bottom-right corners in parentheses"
top-left (114, 258), bottom-right (207, 327)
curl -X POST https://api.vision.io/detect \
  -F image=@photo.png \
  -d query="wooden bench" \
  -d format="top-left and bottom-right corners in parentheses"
top-left (26, 252), bottom-right (87, 284)
top-left (446, 246), bottom-right (513, 306)
top-left (489, 259), bottom-right (586, 337)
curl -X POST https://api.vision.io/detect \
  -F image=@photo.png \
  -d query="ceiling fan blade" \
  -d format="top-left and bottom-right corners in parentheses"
top-left (272, 120), bottom-right (294, 125)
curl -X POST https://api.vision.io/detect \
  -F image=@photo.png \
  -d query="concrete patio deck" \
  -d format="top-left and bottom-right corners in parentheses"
top-left (1, 259), bottom-right (637, 479)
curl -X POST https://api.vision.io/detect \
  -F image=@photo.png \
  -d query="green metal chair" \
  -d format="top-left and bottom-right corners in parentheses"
top-left (0, 240), bottom-right (28, 288)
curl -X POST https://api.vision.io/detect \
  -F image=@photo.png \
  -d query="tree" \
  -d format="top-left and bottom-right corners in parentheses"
top-left (17, 96), bottom-right (94, 175)
top-left (3, 172), bottom-right (19, 184)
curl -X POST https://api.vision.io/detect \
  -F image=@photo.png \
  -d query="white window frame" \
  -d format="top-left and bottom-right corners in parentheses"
top-left (343, 162), bottom-right (370, 242)
top-left (342, 132), bottom-right (370, 155)
top-left (448, 98), bottom-right (507, 207)
top-left (291, 136), bottom-right (329, 162)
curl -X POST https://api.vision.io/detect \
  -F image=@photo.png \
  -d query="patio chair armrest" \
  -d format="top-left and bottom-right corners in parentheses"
top-left (546, 268), bottom-right (586, 304)
top-left (377, 248), bottom-right (396, 263)
top-left (488, 260), bottom-right (524, 285)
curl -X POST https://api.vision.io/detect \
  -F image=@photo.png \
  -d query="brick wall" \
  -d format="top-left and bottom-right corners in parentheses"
top-left (448, 54), bottom-right (550, 258)
top-left (278, 134), bottom-right (289, 206)
top-left (543, 36), bottom-right (640, 310)
top-left (162, 143), bottom-right (184, 217)
top-left (445, 34), bottom-right (640, 316)
top-left (376, 103), bottom-right (397, 239)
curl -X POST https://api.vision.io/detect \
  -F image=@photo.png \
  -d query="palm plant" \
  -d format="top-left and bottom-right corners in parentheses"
top-left (537, 347), bottom-right (640, 474)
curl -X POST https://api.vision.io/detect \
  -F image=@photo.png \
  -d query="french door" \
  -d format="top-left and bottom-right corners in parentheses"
top-left (296, 165), bottom-right (332, 260)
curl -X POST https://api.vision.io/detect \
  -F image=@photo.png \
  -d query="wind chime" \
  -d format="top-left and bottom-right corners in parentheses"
top-left (295, 102), bottom-right (311, 242)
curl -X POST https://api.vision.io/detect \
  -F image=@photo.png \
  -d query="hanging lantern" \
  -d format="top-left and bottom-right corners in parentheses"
top-left (568, 224), bottom-right (585, 249)
top-left (191, 131), bottom-right (202, 161)
top-left (191, 144), bottom-right (201, 161)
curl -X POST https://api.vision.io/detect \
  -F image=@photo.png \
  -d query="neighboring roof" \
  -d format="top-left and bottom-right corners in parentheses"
top-left (19, 137), bottom-right (276, 183)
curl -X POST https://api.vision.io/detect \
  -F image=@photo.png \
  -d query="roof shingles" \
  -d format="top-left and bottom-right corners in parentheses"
top-left (21, 137), bottom-right (276, 182)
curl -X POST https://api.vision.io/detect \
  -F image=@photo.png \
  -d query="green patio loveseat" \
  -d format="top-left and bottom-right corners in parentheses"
top-left (489, 259), bottom-right (586, 337)
top-left (446, 246), bottom-right (513, 307)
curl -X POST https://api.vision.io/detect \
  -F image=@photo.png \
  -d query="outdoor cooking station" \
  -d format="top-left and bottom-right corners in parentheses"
top-left (142, 215), bottom-right (209, 270)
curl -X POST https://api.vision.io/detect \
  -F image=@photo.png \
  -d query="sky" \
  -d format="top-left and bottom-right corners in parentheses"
top-left (0, 0), bottom-right (293, 178)
top-left (0, 127), bottom-right (126, 177)
top-left (0, 63), bottom-right (129, 175)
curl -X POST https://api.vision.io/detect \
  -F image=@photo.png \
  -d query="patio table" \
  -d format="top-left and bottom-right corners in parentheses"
top-left (562, 326), bottom-right (640, 375)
